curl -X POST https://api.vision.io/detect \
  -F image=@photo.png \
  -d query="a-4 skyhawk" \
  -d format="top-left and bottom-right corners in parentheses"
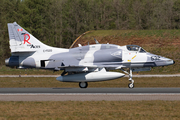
top-left (5, 22), bottom-right (175, 88)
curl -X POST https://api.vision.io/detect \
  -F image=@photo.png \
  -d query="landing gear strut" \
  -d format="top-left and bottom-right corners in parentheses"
top-left (128, 68), bottom-right (134, 88)
top-left (121, 68), bottom-right (134, 89)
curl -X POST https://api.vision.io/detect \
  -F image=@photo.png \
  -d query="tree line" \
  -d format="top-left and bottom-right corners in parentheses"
top-left (0, 0), bottom-right (180, 65)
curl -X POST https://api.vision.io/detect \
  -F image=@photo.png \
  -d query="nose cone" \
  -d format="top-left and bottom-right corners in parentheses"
top-left (166, 60), bottom-right (175, 66)
top-left (155, 57), bottom-right (175, 67)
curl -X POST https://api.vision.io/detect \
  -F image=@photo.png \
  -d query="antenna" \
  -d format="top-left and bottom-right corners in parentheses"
top-left (94, 38), bottom-right (99, 44)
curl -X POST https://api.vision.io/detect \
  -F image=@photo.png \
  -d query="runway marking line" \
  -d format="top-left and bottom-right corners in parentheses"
top-left (1, 93), bottom-right (180, 95)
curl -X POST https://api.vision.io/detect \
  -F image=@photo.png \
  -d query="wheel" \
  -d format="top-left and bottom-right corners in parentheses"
top-left (79, 82), bottom-right (88, 88)
top-left (128, 83), bottom-right (134, 89)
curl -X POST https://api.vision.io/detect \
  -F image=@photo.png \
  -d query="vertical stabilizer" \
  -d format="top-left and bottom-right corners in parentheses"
top-left (7, 22), bottom-right (50, 53)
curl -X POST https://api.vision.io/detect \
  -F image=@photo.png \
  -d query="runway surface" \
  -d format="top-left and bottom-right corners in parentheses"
top-left (0, 88), bottom-right (180, 93)
top-left (0, 88), bottom-right (180, 101)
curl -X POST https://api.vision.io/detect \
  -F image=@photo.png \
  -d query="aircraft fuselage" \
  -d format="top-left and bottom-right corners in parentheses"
top-left (6, 44), bottom-right (174, 72)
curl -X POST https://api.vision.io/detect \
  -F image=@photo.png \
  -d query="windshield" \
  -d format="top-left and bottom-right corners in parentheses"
top-left (139, 48), bottom-right (146, 53)
top-left (126, 45), bottom-right (146, 53)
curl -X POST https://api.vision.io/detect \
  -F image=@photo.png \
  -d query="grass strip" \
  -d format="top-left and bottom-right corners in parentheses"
top-left (0, 101), bottom-right (179, 120)
top-left (0, 77), bottom-right (180, 88)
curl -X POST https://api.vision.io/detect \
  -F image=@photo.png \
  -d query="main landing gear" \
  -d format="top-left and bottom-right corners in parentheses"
top-left (121, 68), bottom-right (134, 89)
top-left (79, 82), bottom-right (88, 88)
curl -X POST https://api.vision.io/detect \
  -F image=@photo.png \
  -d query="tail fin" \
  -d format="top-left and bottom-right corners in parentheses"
top-left (7, 22), bottom-right (50, 53)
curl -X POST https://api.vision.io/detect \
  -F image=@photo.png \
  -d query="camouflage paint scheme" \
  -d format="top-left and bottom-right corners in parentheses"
top-left (5, 22), bottom-right (175, 88)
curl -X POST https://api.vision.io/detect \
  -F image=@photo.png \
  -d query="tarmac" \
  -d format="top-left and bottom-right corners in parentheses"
top-left (0, 88), bottom-right (180, 101)
top-left (0, 74), bottom-right (179, 101)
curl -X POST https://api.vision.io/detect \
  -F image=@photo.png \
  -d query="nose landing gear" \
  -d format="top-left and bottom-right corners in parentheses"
top-left (128, 83), bottom-right (134, 88)
top-left (128, 68), bottom-right (134, 88)
top-left (121, 68), bottom-right (134, 89)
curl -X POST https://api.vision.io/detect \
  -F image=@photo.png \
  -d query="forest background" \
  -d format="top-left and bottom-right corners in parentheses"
top-left (0, 0), bottom-right (180, 66)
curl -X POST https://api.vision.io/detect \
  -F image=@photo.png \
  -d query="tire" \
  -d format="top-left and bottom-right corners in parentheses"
top-left (128, 83), bottom-right (134, 89)
top-left (79, 82), bottom-right (88, 88)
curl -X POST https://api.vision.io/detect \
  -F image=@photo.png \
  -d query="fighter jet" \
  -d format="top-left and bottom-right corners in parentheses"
top-left (5, 22), bottom-right (175, 88)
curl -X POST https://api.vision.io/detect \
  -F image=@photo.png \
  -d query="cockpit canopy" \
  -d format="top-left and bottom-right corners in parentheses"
top-left (126, 45), bottom-right (146, 53)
